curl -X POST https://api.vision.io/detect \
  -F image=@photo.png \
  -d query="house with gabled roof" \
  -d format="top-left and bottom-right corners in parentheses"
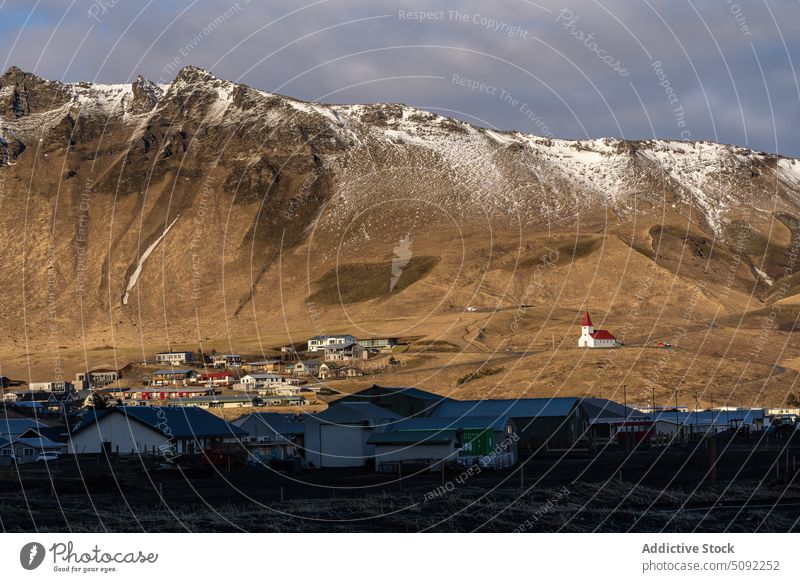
top-left (233, 413), bottom-right (305, 464)
top-left (148, 369), bottom-right (199, 387)
top-left (0, 418), bottom-right (47, 439)
top-left (67, 406), bottom-right (245, 455)
top-left (307, 334), bottom-right (357, 353)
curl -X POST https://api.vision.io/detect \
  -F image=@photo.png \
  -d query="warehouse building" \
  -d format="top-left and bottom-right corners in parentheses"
top-left (334, 385), bottom-right (449, 418)
top-left (369, 414), bottom-right (516, 472)
top-left (430, 397), bottom-right (589, 452)
top-left (304, 402), bottom-right (398, 468)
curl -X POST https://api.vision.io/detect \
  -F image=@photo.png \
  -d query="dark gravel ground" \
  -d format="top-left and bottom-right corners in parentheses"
top-left (3, 438), bottom-right (800, 532)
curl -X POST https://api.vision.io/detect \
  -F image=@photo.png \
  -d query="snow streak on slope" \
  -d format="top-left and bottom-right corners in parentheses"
top-left (122, 216), bottom-right (180, 306)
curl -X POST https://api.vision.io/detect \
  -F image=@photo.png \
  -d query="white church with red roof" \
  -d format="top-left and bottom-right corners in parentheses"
top-left (578, 311), bottom-right (621, 348)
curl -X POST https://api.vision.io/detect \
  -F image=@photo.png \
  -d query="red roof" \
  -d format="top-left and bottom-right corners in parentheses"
top-left (590, 330), bottom-right (617, 340)
top-left (582, 311), bottom-right (593, 327)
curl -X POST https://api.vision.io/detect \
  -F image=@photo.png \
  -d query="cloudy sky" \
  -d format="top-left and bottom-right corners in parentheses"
top-left (1, 0), bottom-right (798, 155)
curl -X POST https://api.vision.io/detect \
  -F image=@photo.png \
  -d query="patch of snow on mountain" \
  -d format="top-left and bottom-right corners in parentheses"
top-left (122, 215), bottom-right (180, 306)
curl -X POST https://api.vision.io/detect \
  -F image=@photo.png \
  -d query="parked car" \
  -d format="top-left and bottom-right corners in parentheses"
top-left (36, 452), bottom-right (60, 463)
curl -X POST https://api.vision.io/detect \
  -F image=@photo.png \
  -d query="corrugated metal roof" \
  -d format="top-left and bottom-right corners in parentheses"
top-left (647, 409), bottom-right (765, 426)
top-left (432, 397), bottom-right (580, 419)
top-left (233, 413), bottom-right (305, 435)
top-left (582, 398), bottom-right (644, 421)
top-left (311, 402), bottom-right (400, 424)
top-left (335, 385), bottom-right (450, 404)
top-left (368, 430), bottom-right (456, 446)
top-left (12, 436), bottom-right (64, 450)
top-left (390, 415), bottom-right (509, 432)
top-left (73, 407), bottom-right (246, 438)
top-left (0, 418), bottom-right (45, 436)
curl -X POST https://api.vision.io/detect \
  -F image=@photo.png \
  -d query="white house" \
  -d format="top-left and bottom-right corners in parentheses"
top-left (1, 433), bottom-right (66, 463)
top-left (67, 406), bottom-right (245, 455)
top-left (307, 335), bottom-right (357, 353)
top-left (578, 312), bottom-right (620, 348)
top-left (75, 368), bottom-right (120, 388)
top-left (28, 381), bottom-right (74, 393)
top-left (155, 351), bottom-right (195, 365)
top-left (237, 374), bottom-right (302, 395)
top-left (212, 354), bottom-right (243, 368)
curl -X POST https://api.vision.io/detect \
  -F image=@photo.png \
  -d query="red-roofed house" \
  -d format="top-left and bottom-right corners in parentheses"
top-left (578, 312), bottom-right (621, 348)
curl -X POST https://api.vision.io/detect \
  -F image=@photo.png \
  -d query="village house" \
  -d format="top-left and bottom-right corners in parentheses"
top-left (212, 354), bottom-right (244, 368)
top-left (290, 359), bottom-right (322, 377)
top-left (235, 374), bottom-right (303, 397)
top-left (75, 368), bottom-right (120, 388)
top-left (259, 395), bottom-right (305, 407)
top-left (155, 351), bottom-right (196, 366)
top-left (0, 418), bottom-right (48, 439)
top-left (177, 394), bottom-right (264, 409)
top-left (307, 334), bottom-right (357, 353)
top-left (304, 402), bottom-right (399, 468)
top-left (356, 337), bottom-right (399, 351)
top-left (6, 390), bottom-right (88, 415)
top-left (318, 362), bottom-right (343, 380)
top-left (318, 362), bottom-right (364, 380)
top-left (645, 408), bottom-right (767, 439)
top-left (147, 369), bottom-right (200, 387)
top-left (46, 391), bottom-right (86, 414)
top-left (67, 406), bottom-right (245, 455)
top-left (233, 413), bottom-right (305, 464)
top-left (578, 311), bottom-right (621, 348)
top-left (125, 386), bottom-right (217, 402)
top-left (242, 359), bottom-right (287, 373)
top-left (323, 341), bottom-right (367, 361)
top-left (198, 371), bottom-right (236, 387)
top-left (239, 373), bottom-right (299, 388)
top-left (0, 421), bottom-right (68, 464)
top-left (28, 380), bottom-right (74, 393)
top-left (1, 433), bottom-right (66, 464)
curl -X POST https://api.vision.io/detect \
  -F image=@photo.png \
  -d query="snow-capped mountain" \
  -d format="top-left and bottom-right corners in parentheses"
top-left (0, 65), bottom-right (798, 348)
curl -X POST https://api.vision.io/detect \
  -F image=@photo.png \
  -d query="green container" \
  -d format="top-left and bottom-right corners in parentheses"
top-left (460, 429), bottom-right (493, 457)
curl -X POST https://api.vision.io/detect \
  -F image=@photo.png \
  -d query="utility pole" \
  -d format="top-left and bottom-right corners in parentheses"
top-left (675, 391), bottom-right (680, 444)
top-left (707, 433), bottom-right (717, 486)
top-left (623, 385), bottom-right (628, 452)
